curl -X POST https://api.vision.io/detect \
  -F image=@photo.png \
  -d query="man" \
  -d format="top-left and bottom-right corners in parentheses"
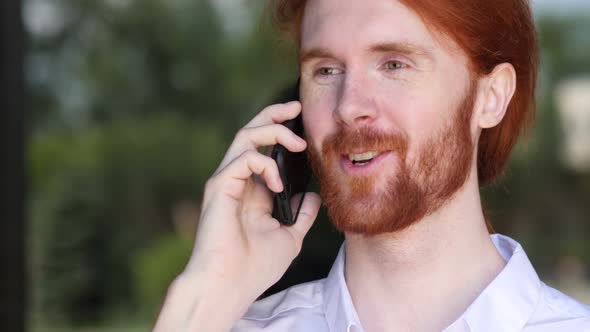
top-left (154, 0), bottom-right (590, 331)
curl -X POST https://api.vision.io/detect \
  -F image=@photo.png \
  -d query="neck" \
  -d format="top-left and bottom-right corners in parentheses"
top-left (344, 172), bottom-right (506, 332)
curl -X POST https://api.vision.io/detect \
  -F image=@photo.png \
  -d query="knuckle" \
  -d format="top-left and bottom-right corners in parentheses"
top-left (234, 128), bottom-right (249, 141)
top-left (242, 149), bottom-right (258, 159)
top-left (203, 177), bottom-right (219, 202)
top-left (204, 176), bottom-right (219, 191)
top-left (242, 150), bottom-right (263, 168)
top-left (260, 154), bottom-right (275, 167)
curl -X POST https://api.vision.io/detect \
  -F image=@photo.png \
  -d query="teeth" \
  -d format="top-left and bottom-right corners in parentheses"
top-left (348, 151), bottom-right (379, 162)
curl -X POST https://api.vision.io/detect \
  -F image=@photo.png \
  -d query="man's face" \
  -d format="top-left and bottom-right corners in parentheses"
top-left (299, 0), bottom-right (478, 234)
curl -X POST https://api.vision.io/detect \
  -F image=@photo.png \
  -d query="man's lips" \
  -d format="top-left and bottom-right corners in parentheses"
top-left (347, 151), bottom-right (380, 164)
top-left (339, 150), bottom-right (394, 176)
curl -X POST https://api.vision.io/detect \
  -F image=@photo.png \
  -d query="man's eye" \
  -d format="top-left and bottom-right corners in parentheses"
top-left (384, 61), bottom-right (406, 70)
top-left (317, 67), bottom-right (342, 75)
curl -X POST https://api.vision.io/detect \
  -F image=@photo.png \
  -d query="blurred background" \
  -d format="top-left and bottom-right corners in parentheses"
top-left (5, 0), bottom-right (590, 330)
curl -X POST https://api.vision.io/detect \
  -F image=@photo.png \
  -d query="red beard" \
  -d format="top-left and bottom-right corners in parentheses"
top-left (307, 85), bottom-right (475, 235)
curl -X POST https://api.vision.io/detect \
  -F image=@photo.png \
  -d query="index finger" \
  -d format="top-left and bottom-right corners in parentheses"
top-left (245, 101), bottom-right (301, 128)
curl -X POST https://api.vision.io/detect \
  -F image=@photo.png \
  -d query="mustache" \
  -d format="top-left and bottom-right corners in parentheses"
top-left (321, 126), bottom-right (409, 156)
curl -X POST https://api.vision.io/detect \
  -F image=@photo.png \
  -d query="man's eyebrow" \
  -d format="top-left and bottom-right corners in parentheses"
top-left (368, 42), bottom-right (433, 58)
top-left (299, 42), bottom-right (434, 65)
top-left (299, 48), bottom-right (335, 65)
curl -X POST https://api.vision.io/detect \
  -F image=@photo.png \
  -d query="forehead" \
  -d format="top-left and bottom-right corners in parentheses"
top-left (301, 0), bottom-right (455, 58)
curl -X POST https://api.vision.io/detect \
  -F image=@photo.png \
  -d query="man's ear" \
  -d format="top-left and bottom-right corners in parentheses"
top-left (476, 63), bottom-right (517, 129)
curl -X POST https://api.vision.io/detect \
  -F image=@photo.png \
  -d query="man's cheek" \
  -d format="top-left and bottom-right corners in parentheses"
top-left (303, 130), bottom-right (322, 160)
top-left (302, 121), bottom-right (328, 155)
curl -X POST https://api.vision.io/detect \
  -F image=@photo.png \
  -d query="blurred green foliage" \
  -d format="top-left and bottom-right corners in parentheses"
top-left (25, 0), bottom-right (590, 329)
top-left (29, 116), bottom-right (225, 323)
top-left (133, 232), bottom-right (192, 318)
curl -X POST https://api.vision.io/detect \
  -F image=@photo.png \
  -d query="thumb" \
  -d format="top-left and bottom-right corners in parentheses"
top-left (287, 192), bottom-right (322, 243)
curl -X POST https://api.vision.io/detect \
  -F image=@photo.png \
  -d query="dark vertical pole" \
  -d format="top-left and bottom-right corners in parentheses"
top-left (1, 0), bottom-right (26, 331)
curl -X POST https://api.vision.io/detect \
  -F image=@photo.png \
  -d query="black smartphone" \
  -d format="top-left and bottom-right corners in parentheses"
top-left (271, 81), bottom-right (311, 225)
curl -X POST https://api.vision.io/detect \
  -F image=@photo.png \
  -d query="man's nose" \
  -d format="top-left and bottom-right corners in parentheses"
top-left (333, 74), bottom-right (378, 127)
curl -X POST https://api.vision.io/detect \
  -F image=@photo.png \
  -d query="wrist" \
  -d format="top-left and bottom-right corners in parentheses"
top-left (155, 271), bottom-right (256, 332)
top-left (183, 254), bottom-right (263, 304)
top-left (179, 270), bottom-right (256, 327)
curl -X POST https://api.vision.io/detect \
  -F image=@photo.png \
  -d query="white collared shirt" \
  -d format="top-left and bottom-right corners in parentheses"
top-left (231, 234), bottom-right (590, 331)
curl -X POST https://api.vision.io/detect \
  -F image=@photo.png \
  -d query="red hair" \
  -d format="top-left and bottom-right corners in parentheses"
top-left (268, 0), bottom-right (538, 185)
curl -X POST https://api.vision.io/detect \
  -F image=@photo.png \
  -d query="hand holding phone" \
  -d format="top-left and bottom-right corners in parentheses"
top-left (155, 100), bottom-right (322, 332)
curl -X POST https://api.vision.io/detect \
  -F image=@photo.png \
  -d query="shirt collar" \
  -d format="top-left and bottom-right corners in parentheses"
top-left (322, 234), bottom-right (542, 332)
top-left (458, 234), bottom-right (542, 332)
